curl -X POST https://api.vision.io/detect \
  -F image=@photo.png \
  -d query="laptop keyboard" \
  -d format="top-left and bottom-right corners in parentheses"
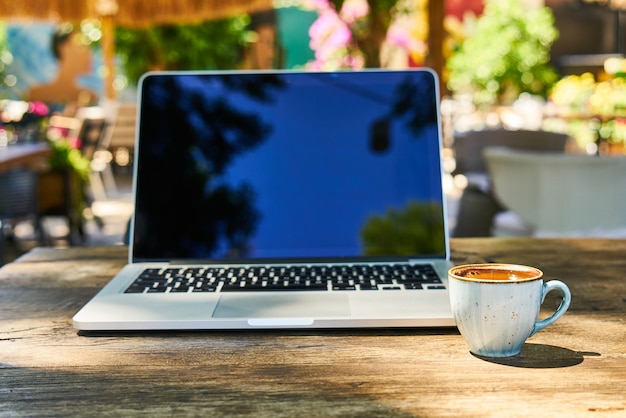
top-left (124, 263), bottom-right (444, 294)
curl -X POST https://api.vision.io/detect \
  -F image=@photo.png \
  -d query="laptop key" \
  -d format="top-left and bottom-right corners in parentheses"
top-left (221, 281), bottom-right (328, 291)
top-left (404, 283), bottom-right (424, 290)
top-left (333, 284), bottom-right (357, 291)
top-left (125, 283), bottom-right (149, 293)
top-left (126, 263), bottom-right (442, 294)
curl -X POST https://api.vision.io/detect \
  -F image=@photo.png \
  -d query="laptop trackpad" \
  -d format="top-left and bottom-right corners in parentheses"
top-left (212, 293), bottom-right (351, 319)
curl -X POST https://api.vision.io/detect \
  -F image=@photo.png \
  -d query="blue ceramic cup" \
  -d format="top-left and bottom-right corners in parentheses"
top-left (448, 263), bottom-right (571, 358)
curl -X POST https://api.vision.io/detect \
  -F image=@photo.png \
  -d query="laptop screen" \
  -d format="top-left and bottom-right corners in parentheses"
top-left (132, 70), bottom-right (446, 262)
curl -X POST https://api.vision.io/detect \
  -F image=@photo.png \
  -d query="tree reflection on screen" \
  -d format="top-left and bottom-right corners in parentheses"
top-left (133, 74), bottom-right (285, 259)
top-left (360, 202), bottom-right (445, 256)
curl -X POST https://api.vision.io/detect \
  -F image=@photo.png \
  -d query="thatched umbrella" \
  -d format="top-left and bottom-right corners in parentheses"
top-left (0, 0), bottom-right (446, 98)
top-left (0, 0), bottom-right (274, 27)
top-left (0, 0), bottom-right (274, 98)
top-left (0, 0), bottom-right (446, 34)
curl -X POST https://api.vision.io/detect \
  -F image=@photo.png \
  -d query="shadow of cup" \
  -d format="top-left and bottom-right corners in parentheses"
top-left (471, 343), bottom-right (594, 368)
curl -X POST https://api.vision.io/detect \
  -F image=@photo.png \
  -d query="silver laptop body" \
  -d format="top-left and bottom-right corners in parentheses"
top-left (73, 69), bottom-right (455, 331)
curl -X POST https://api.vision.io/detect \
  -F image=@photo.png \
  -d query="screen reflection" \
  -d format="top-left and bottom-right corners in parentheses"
top-left (132, 70), bottom-right (445, 261)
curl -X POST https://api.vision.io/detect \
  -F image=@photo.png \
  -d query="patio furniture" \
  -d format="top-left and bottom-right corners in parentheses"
top-left (37, 107), bottom-right (111, 244)
top-left (452, 129), bottom-right (569, 237)
top-left (75, 106), bottom-right (117, 201)
top-left (0, 168), bottom-right (38, 265)
top-left (108, 102), bottom-right (136, 152)
top-left (0, 143), bottom-right (51, 265)
top-left (485, 147), bottom-right (626, 237)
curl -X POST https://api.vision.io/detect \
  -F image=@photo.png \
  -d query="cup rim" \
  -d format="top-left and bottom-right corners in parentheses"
top-left (448, 263), bottom-right (543, 283)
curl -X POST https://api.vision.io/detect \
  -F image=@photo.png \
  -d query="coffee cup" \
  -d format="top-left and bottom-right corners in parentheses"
top-left (448, 263), bottom-right (571, 358)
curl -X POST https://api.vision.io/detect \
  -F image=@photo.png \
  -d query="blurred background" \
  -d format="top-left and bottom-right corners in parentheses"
top-left (1, 0), bottom-right (625, 265)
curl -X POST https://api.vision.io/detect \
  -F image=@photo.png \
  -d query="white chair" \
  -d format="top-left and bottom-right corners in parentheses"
top-left (50, 106), bottom-right (116, 202)
top-left (451, 129), bottom-right (570, 237)
top-left (74, 106), bottom-right (118, 201)
top-left (485, 147), bottom-right (626, 237)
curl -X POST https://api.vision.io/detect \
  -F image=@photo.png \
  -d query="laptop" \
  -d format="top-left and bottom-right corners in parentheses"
top-left (73, 69), bottom-right (455, 331)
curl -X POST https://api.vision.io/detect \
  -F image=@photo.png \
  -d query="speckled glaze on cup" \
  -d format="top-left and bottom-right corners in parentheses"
top-left (448, 264), bottom-right (571, 358)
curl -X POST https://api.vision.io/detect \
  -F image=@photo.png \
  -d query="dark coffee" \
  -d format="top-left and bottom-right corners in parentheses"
top-left (453, 266), bottom-right (539, 281)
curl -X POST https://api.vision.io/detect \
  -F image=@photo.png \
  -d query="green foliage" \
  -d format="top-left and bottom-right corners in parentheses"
top-left (115, 16), bottom-right (253, 86)
top-left (446, 0), bottom-right (559, 105)
top-left (361, 201), bottom-right (445, 256)
top-left (0, 22), bottom-right (11, 98)
top-left (47, 139), bottom-right (90, 181)
top-left (0, 21), bottom-right (6, 62)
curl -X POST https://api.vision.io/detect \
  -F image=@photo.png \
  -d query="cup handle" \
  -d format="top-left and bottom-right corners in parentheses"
top-left (530, 280), bottom-right (571, 337)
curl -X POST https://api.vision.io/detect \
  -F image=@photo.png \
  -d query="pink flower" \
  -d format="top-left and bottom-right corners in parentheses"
top-left (386, 18), bottom-right (427, 56)
top-left (340, 0), bottom-right (369, 25)
top-left (47, 127), bottom-right (65, 141)
top-left (68, 137), bottom-right (82, 149)
top-left (306, 61), bottom-right (320, 71)
top-left (309, 9), bottom-right (352, 57)
top-left (342, 53), bottom-right (365, 70)
top-left (386, 22), bottom-right (410, 49)
top-left (29, 101), bottom-right (50, 116)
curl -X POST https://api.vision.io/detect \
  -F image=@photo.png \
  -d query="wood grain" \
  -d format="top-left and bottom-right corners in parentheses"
top-left (1, 238), bottom-right (625, 417)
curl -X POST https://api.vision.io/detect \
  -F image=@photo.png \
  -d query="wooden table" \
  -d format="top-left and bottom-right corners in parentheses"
top-left (1, 238), bottom-right (624, 416)
top-left (0, 142), bottom-right (50, 173)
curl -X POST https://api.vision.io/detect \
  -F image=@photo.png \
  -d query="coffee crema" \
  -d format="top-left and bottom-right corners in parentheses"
top-left (451, 265), bottom-right (540, 282)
